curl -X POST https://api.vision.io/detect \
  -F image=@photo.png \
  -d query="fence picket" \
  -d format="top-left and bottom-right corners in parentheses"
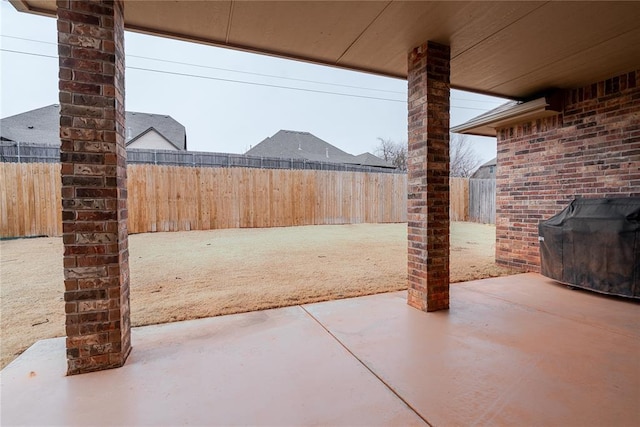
top-left (469, 179), bottom-right (496, 224)
top-left (1, 163), bottom-right (475, 238)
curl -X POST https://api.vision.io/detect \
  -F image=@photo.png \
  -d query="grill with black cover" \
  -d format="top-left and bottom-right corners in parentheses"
top-left (538, 197), bottom-right (640, 298)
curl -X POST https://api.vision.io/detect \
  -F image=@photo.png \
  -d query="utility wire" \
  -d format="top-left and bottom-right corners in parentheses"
top-left (2, 34), bottom-right (403, 95)
top-left (2, 34), bottom-right (507, 105)
top-left (134, 54), bottom-right (405, 95)
top-left (128, 65), bottom-right (406, 102)
top-left (1, 48), bottom-right (403, 102)
top-left (1, 47), bottom-right (501, 110)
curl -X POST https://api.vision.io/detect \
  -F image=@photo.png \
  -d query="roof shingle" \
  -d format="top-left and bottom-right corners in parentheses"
top-left (246, 130), bottom-right (393, 168)
top-left (0, 104), bottom-right (187, 150)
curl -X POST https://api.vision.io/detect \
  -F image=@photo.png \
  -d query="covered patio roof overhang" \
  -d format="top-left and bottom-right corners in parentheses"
top-left (11, 0), bottom-right (640, 99)
top-left (9, 0), bottom-right (640, 375)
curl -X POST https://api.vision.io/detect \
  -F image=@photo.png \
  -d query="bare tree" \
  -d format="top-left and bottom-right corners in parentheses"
top-left (375, 137), bottom-right (396, 162)
top-left (376, 134), bottom-right (480, 175)
top-left (449, 134), bottom-right (482, 177)
top-left (375, 137), bottom-right (407, 171)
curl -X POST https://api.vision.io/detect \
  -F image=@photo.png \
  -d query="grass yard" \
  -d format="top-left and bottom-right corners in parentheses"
top-left (0, 222), bottom-right (517, 369)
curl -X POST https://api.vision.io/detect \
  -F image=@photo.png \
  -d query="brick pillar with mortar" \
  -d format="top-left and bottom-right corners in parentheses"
top-left (57, 0), bottom-right (131, 375)
top-left (406, 42), bottom-right (451, 312)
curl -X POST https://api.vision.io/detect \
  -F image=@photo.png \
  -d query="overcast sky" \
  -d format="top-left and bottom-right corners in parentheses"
top-left (0, 1), bottom-right (505, 163)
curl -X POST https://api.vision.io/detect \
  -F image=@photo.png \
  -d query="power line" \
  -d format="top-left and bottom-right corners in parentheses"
top-left (128, 65), bottom-right (406, 102)
top-left (133, 55), bottom-right (406, 95)
top-left (1, 48), bottom-right (57, 59)
top-left (453, 96), bottom-right (505, 104)
top-left (0, 48), bottom-right (403, 103)
top-left (1, 34), bottom-right (404, 95)
top-left (2, 34), bottom-right (507, 105)
top-left (0, 47), bottom-right (500, 110)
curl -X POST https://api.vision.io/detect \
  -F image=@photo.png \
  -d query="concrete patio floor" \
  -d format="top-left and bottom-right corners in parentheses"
top-left (1, 273), bottom-right (639, 426)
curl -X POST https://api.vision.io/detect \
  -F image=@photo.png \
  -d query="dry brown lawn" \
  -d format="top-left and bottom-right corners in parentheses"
top-left (0, 222), bottom-right (516, 369)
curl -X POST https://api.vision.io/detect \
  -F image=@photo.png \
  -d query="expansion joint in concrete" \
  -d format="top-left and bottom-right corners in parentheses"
top-left (299, 305), bottom-right (433, 427)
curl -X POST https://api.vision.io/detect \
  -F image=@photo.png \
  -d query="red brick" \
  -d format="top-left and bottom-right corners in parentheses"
top-left (496, 70), bottom-right (640, 272)
top-left (58, 0), bottom-right (130, 376)
top-left (59, 81), bottom-right (101, 95)
top-left (406, 41), bottom-right (451, 312)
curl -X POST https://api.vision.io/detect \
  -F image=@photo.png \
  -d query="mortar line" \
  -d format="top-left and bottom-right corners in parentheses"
top-left (299, 305), bottom-right (433, 427)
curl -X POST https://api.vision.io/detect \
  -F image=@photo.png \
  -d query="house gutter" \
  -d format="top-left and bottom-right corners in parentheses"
top-left (451, 96), bottom-right (562, 137)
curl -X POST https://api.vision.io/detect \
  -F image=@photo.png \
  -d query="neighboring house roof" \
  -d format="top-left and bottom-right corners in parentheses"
top-left (126, 127), bottom-right (181, 150)
top-left (246, 130), bottom-right (394, 168)
top-left (0, 105), bottom-right (58, 145)
top-left (470, 157), bottom-right (497, 179)
top-left (0, 104), bottom-right (187, 150)
top-left (353, 152), bottom-right (393, 168)
top-left (125, 111), bottom-right (186, 150)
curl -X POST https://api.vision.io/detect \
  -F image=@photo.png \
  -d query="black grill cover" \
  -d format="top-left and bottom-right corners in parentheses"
top-left (539, 197), bottom-right (640, 298)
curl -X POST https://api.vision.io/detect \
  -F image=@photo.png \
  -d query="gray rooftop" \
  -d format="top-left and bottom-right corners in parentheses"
top-left (353, 152), bottom-right (393, 168)
top-left (1, 105), bottom-right (186, 150)
top-left (246, 130), bottom-right (394, 168)
top-left (470, 157), bottom-right (497, 179)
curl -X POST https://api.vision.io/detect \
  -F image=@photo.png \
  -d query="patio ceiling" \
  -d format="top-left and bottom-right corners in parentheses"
top-left (11, 1), bottom-right (640, 99)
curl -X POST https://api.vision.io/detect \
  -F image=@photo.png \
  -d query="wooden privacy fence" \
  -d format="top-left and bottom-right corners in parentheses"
top-left (449, 177), bottom-right (469, 221)
top-left (0, 163), bottom-right (474, 238)
top-left (0, 163), bottom-right (408, 237)
top-left (0, 163), bottom-right (62, 238)
top-left (469, 178), bottom-right (496, 224)
top-left (127, 165), bottom-right (407, 233)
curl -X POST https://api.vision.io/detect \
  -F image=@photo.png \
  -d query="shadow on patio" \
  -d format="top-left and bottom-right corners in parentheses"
top-left (1, 273), bottom-right (638, 426)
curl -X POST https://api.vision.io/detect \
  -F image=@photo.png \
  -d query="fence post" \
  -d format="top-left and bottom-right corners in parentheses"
top-left (16, 142), bottom-right (21, 163)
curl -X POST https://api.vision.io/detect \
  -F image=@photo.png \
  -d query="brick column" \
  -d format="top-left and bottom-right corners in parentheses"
top-left (58, 0), bottom-right (131, 375)
top-left (406, 42), bottom-right (451, 312)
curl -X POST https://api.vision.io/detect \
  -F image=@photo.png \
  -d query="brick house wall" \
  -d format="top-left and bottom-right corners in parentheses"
top-left (496, 70), bottom-right (640, 271)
